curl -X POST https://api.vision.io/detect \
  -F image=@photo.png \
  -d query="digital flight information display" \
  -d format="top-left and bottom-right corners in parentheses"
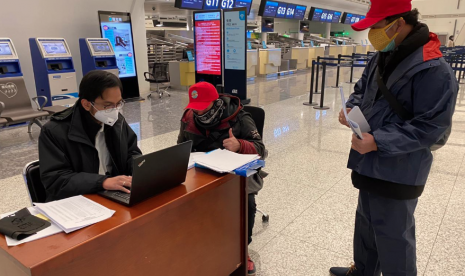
top-left (293, 5), bottom-right (306, 20)
top-left (342, 13), bottom-right (366, 24)
top-left (259, 0), bottom-right (307, 20)
top-left (194, 12), bottom-right (222, 75)
top-left (177, 0), bottom-right (253, 14)
top-left (262, 1), bottom-right (278, 17)
top-left (309, 7), bottom-right (342, 23)
top-left (275, 2), bottom-right (287, 18)
top-left (179, 0), bottom-right (204, 9)
top-left (285, 4), bottom-right (296, 19)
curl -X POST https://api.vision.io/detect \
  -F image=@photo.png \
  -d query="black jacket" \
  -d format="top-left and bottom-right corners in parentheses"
top-left (38, 104), bottom-right (142, 202)
top-left (177, 95), bottom-right (267, 193)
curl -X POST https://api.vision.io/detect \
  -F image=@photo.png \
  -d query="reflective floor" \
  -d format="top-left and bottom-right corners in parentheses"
top-left (1, 67), bottom-right (465, 275)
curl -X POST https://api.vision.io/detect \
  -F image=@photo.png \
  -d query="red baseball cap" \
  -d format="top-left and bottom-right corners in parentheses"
top-left (351, 0), bottom-right (412, 31)
top-left (185, 82), bottom-right (219, 110)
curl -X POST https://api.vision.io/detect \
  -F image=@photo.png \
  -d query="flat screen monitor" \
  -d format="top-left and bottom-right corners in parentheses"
top-left (41, 42), bottom-right (68, 55)
top-left (176, 0), bottom-right (204, 10)
top-left (99, 11), bottom-right (137, 78)
top-left (194, 11), bottom-right (222, 75)
top-left (320, 10), bottom-right (330, 22)
top-left (186, 50), bottom-right (194, 61)
top-left (285, 4), bottom-right (296, 19)
top-left (0, 43), bottom-right (13, 56)
top-left (299, 21), bottom-right (309, 33)
top-left (342, 13), bottom-right (365, 24)
top-left (261, 17), bottom-right (274, 32)
top-left (332, 11), bottom-right (342, 23)
top-left (294, 5), bottom-right (306, 20)
top-left (309, 7), bottom-right (323, 21)
top-left (234, 0), bottom-right (253, 15)
top-left (90, 41), bottom-right (112, 54)
top-left (260, 1), bottom-right (278, 17)
top-left (275, 2), bottom-right (287, 18)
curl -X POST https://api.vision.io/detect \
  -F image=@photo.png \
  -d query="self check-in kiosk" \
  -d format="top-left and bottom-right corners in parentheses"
top-left (0, 38), bottom-right (29, 103)
top-left (79, 38), bottom-right (119, 76)
top-left (29, 38), bottom-right (78, 107)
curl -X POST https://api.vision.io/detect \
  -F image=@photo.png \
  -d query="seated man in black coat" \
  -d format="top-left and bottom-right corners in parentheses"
top-left (39, 70), bottom-right (142, 202)
top-left (177, 82), bottom-right (267, 276)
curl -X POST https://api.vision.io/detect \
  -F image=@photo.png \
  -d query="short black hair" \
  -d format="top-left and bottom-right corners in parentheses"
top-left (386, 8), bottom-right (420, 26)
top-left (450, 35), bottom-right (454, 40)
top-left (79, 70), bottom-right (123, 102)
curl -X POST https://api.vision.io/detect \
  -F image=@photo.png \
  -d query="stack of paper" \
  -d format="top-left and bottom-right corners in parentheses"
top-left (34, 196), bottom-right (115, 234)
top-left (188, 152), bottom-right (206, 169)
top-left (1, 207), bottom-right (63, 247)
top-left (194, 149), bottom-right (260, 173)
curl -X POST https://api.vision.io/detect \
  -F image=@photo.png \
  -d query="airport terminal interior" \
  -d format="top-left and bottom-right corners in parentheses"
top-left (1, 0), bottom-right (465, 275)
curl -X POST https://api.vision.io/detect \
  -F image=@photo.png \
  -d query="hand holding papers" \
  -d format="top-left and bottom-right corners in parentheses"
top-left (340, 87), bottom-right (371, 139)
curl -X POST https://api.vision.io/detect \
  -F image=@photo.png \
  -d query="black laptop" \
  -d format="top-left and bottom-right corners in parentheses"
top-left (98, 141), bottom-right (192, 206)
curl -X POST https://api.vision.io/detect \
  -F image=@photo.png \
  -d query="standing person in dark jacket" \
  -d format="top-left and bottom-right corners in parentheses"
top-left (39, 71), bottom-right (142, 202)
top-left (330, 0), bottom-right (458, 276)
top-left (177, 82), bottom-right (267, 276)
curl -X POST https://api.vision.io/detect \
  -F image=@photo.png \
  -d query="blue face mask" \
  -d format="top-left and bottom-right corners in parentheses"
top-left (380, 39), bottom-right (397, 52)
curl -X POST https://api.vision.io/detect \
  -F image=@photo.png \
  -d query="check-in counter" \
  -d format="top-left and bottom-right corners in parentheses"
top-left (355, 45), bottom-right (369, 54)
top-left (283, 47), bottom-right (309, 70)
top-left (342, 45), bottom-right (355, 56)
top-left (307, 47), bottom-right (325, 67)
top-left (169, 61), bottom-right (196, 90)
top-left (328, 45), bottom-right (343, 58)
top-left (259, 48), bottom-right (281, 75)
top-left (247, 49), bottom-right (258, 78)
top-left (368, 45), bottom-right (375, 52)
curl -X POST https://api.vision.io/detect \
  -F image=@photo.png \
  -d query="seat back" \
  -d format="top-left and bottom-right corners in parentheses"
top-left (0, 77), bottom-right (34, 116)
top-left (151, 63), bottom-right (170, 82)
top-left (22, 160), bottom-right (47, 203)
top-left (243, 106), bottom-right (265, 137)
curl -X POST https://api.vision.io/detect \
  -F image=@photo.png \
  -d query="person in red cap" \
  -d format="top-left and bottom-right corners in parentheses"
top-left (332, 0), bottom-right (458, 276)
top-left (177, 81), bottom-right (267, 276)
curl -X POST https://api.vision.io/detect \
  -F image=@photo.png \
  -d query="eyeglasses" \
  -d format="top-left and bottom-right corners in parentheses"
top-left (91, 101), bottom-right (125, 113)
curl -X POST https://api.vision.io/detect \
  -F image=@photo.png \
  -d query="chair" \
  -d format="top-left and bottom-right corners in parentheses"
top-left (144, 63), bottom-right (171, 99)
top-left (0, 79), bottom-right (49, 133)
top-left (243, 106), bottom-right (270, 223)
top-left (22, 160), bottom-right (47, 204)
top-left (0, 101), bottom-right (7, 126)
top-left (32, 96), bottom-right (67, 115)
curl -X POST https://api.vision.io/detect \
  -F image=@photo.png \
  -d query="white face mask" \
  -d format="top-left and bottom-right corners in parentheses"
top-left (91, 104), bottom-right (119, 127)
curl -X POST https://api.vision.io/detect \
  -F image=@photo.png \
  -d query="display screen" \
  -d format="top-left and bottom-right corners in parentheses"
top-left (275, 2), bottom-right (287, 18)
top-left (261, 17), bottom-right (274, 32)
top-left (42, 42), bottom-right (68, 55)
top-left (181, 0), bottom-right (204, 9)
top-left (285, 4), bottom-right (296, 19)
top-left (311, 8), bottom-right (323, 21)
top-left (203, 0), bottom-right (252, 14)
top-left (99, 12), bottom-right (136, 78)
top-left (343, 13), bottom-right (365, 24)
top-left (234, 0), bottom-right (252, 14)
top-left (332, 11), bottom-right (342, 23)
top-left (0, 43), bottom-right (13, 56)
top-left (194, 12), bottom-right (222, 75)
top-left (90, 42), bottom-right (112, 53)
top-left (294, 5), bottom-right (306, 20)
top-left (262, 1), bottom-right (278, 17)
top-left (299, 21), bottom-right (309, 33)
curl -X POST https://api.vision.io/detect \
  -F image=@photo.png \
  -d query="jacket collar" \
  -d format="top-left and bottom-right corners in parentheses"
top-left (385, 32), bottom-right (443, 88)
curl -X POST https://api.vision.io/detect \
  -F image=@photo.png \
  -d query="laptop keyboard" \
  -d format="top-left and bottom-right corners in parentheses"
top-left (113, 191), bottom-right (130, 201)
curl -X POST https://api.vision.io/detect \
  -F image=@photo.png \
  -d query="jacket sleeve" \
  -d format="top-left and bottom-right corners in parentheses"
top-left (346, 55), bottom-right (377, 108)
top-left (373, 65), bottom-right (458, 156)
top-left (237, 112), bottom-right (267, 158)
top-left (124, 121), bottom-right (142, 174)
top-left (177, 121), bottom-right (187, 144)
top-left (39, 126), bottom-right (107, 201)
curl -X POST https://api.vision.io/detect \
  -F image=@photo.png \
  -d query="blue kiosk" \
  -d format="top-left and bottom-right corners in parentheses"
top-left (79, 38), bottom-right (119, 76)
top-left (29, 38), bottom-right (78, 107)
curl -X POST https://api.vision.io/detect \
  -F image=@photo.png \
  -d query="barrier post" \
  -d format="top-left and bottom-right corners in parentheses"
top-left (314, 62), bottom-right (330, 110)
top-left (332, 54), bottom-right (342, 88)
top-left (315, 56), bottom-right (321, 94)
top-left (347, 53), bottom-right (356, 84)
top-left (303, 60), bottom-right (318, 106)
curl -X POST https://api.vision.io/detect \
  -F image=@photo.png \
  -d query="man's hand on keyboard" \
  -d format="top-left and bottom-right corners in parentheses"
top-left (102, 176), bottom-right (133, 193)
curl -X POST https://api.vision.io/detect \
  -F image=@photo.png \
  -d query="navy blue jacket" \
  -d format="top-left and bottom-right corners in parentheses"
top-left (347, 33), bottom-right (458, 187)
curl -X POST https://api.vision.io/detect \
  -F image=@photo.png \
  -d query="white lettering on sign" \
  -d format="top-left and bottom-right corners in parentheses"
top-left (0, 82), bottom-right (18, 98)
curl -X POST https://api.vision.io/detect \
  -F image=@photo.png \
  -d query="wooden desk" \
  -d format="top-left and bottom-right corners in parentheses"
top-left (0, 169), bottom-right (247, 276)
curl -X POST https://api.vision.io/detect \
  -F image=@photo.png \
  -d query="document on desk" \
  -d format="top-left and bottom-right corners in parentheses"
top-left (195, 149), bottom-right (259, 173)
top-left (34, 196), bottom-right (115, 234)
top-left (0, 207), bottom-right (63, 247)
top-left (188, 152), bottom-right (206, 170)
top-left (340, 87), bottom-right (371, 139)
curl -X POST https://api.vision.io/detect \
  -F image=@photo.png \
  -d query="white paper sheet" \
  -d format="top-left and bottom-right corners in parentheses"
top-left (188, 152), bottom-right (206, 170)
top-left (1, 207), bottom-right (63, 247)
top-left (34, 196), bottom-right (115, 234)
top-left (340, 87), bottom-right (365, 140)
top-left (195, 149), bottom-right (259, 173)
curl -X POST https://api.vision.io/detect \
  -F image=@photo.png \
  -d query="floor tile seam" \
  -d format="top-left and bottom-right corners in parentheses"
top-left (423, 153), bottom-right (465, 273)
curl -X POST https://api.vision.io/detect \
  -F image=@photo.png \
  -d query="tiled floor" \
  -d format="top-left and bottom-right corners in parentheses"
top-left (1, 67), bottom-right (465, 275)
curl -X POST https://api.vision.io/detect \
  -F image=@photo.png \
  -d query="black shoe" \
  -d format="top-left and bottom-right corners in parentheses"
top-left (329, 264), bottom-right (359, 276)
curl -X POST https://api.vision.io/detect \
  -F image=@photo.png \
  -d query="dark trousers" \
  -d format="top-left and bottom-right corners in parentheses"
top-left (248, 194), bottom-right (257, 245)
top-left (354, 190), bottom-right (418, 276)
